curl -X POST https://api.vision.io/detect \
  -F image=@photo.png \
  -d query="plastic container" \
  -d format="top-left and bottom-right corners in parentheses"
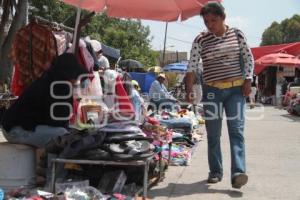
top-left (0, 143), bottom-right (36, 190)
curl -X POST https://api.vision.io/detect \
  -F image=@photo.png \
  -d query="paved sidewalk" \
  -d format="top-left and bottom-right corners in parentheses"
top-left (1, 106), bottom-right (300, 199)
top-left (148, 106), bottom-right (300, 200)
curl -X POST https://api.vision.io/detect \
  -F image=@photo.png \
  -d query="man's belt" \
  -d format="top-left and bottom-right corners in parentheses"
top-left (205, 79), bottom-right (244, 89)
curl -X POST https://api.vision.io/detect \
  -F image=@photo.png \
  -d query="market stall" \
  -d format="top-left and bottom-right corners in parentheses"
top-left (0, 0), bottom-right (215, 199)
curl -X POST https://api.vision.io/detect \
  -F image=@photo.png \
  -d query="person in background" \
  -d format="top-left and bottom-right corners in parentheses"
top-left (185, 1), bottom-right (254, 189)
top-left (98, 49), bottom-right (110, 70)
top-left (281, 78), bottom-right (288, 97)
top-left (131, 80), bottom-right (145, 123)
top-left (90, 40), bottom-right (110, 71)
top-left (149, 73), bottom-right (178, 111)
top-left (249, 80), bottom-right (257, 109)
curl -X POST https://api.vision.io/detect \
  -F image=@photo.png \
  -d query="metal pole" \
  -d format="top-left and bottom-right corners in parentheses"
top-left (72, 7), bottom-right (82, 54)
top-left (162, 22), bottom-right (168, 66)
top-left (143, 158), bottom-right (150, 198)
top-left (51, 160), bottom-right (56, 193)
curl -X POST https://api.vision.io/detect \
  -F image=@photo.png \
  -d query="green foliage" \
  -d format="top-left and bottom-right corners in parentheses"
top-left (261, 14), bottom-right (300, 46)
top-left (30, 0), bottom-right (158, 66)
top-left (30, 0), bottom-right (76, 27)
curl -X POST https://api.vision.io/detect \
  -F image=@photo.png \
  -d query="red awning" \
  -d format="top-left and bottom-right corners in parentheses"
top-left (251, 42), bottom-right (300, 75)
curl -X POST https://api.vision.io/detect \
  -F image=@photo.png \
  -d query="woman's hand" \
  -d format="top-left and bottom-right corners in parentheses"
top-left (242, 79), bottom-right (252, 97)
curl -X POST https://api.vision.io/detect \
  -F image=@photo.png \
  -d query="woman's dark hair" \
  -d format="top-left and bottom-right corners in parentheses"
top-left (200, 1), bottom-right (225, 17)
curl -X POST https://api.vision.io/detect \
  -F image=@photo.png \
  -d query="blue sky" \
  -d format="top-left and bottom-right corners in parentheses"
top-left (141, 0), bottom-right (300, 54)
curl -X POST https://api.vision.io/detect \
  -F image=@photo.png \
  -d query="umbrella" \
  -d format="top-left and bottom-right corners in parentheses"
top-left (255, 53), bottom-right (300, 66)
top-left (148, 66), bottom-right (162, 73)
top-left (118, 59), bottom-right (143, 70)
top-left (61, 0), bottom-right (220, 56)
top-left (163, 62), bottom-right (187, 73)
top-left (61, 0), bottom-right (220, 21)
top-left (254, 52), bottom-right (300, 74)
top-left (101, 44), bottom-right (120, 59)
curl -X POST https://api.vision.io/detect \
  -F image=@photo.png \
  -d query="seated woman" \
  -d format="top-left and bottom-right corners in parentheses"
top-left (2, 53), bottom-right (87, 147)
top-left (149, 73), bottom-right (178, 111)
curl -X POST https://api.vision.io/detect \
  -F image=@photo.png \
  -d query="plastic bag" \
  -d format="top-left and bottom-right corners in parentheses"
top-left (64, 186), bottom-right (105, 200)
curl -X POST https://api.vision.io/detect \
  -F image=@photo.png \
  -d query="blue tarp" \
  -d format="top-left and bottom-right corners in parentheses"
top-left (129, 72), bottom-right (156, 94)
top-left (163, 63), bottom-right (187, 72)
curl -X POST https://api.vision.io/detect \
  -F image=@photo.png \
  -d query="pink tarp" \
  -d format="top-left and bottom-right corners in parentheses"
top-left (61, 0), bottom-right (220, 21)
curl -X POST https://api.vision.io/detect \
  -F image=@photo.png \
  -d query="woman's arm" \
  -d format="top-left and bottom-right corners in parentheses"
top-left (186, 35), bottom-right (203, 102)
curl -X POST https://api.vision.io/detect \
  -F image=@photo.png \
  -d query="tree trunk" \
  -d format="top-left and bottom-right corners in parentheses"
top-left (0, 0), bottom-right (28, 86)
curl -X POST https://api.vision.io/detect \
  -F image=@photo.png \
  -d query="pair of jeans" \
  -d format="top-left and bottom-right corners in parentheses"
top-left (202, 84), bottom-right (246, 179)
top-left (3, 125), bottom-right (68, 148)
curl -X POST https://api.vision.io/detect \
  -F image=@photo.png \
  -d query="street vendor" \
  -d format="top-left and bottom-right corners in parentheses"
top-left (149, 73), bottom-right (178, 111)
top-left (2, 53), bottom-right (87, 148)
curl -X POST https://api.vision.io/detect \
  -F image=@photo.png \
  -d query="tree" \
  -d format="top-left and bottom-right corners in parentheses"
top-left (30, 0), bottom-right (158, 67)
top-left (0, 0), bottom-right (28, 86)
top-left (261, 14), bottom-right (300, 46)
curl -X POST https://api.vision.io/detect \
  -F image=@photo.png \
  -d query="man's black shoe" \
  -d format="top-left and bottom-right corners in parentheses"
top-left (207, 174), bottom-right (222, 183)
top-left (232, 173), bottom-right (248, 189)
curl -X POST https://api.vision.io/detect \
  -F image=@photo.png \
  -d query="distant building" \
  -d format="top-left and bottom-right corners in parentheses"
top-left (157, 50), bottom-right (188, 66)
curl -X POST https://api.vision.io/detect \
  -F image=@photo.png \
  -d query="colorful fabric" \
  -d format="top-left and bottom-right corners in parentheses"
top-left (161, 143), bottom-right (193, 166)
top-left (53, 31), bottom-right (68, 55)
top-left (11, 64), bottom-right (26, 96)
top-left (115, 75), bottom-right (134, 114)
top-left (11, 22), bottom-right (57, 88)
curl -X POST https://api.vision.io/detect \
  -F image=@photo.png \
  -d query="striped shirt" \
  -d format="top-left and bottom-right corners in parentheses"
top-left (188, 27), bottom-right (254, 83)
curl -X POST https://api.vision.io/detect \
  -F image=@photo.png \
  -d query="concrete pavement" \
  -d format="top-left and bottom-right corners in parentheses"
top-left (148, 106), bottom-right (300, 200)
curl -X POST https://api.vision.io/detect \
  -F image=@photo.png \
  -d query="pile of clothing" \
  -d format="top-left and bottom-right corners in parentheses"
top-left (46, 122), bottom-right (154, 161)
top-left (147, 109), bottom-right (205, 166)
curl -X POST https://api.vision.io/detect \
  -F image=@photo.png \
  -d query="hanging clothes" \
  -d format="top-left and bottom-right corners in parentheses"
top-left (11, 64), bottom-right (25, 96)
top-left (102, 70), bottom-right (134, 116)
top-left (11, 22), bottom-right (58, 93)
top-left (53, 31), bottom-right (68, 55)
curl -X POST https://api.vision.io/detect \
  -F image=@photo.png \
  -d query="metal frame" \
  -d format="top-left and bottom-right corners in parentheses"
top-left (51, 157), bottom-right (152, 198)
